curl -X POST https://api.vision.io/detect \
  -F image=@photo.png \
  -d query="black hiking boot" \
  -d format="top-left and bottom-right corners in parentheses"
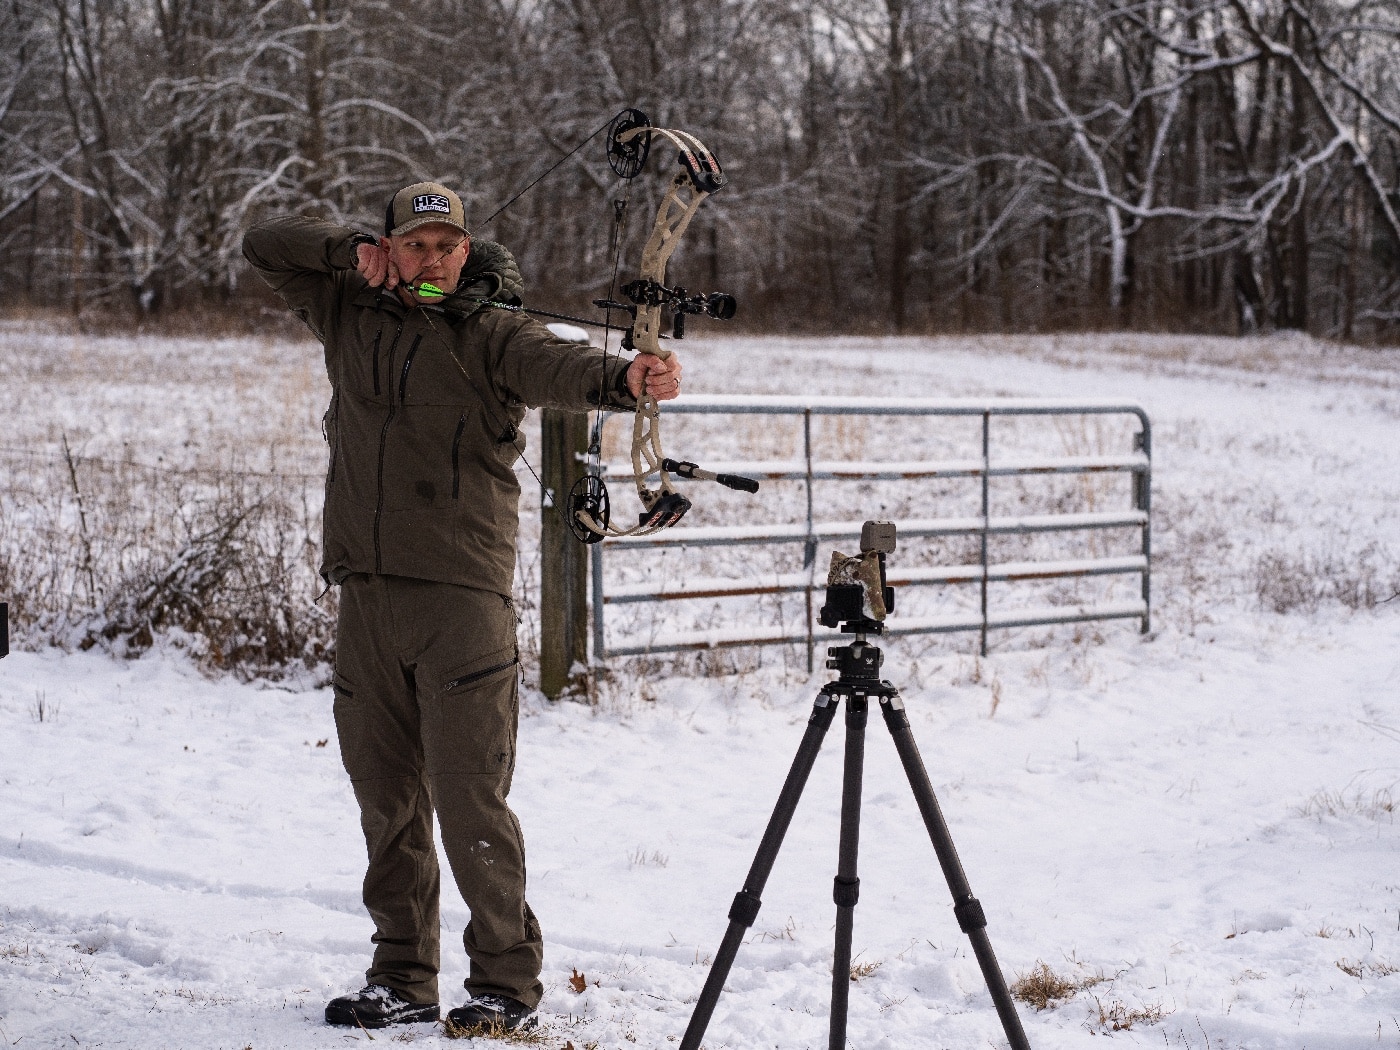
top-left (325, 984), bottom-right (439, 1028)
top-left (445, 993), bottom-right (538, 1034)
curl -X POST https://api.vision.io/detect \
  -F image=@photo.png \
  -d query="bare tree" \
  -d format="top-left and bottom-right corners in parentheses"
top-left (1, 0), bottom-right (1397, 339)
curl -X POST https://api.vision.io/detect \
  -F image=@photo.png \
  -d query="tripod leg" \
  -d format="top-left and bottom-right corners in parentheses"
top-left (878, 692), bottom-right (1033, 1050)
top-left (679, 690), bottom-right (841, 1050)
top-left (828, 696), bottom-right (868, 1050)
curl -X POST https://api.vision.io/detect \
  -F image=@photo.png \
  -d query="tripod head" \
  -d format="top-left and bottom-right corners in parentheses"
top-left (818, 521), bottom-right (897, 636)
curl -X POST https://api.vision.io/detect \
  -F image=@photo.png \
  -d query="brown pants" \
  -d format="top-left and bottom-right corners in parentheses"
top-left (331, 574), bottom-right (543, 1008)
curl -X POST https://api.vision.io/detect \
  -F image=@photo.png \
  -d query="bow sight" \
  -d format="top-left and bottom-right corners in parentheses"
top-left (595, 281), bottom-right (737, 342)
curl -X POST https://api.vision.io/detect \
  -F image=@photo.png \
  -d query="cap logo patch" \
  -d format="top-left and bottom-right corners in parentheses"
top-left (412, 194), bottom-right (452, 216)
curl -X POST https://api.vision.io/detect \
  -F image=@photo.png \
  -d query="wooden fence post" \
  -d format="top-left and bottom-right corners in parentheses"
top-left (539, 408), bottom-right (590, 699)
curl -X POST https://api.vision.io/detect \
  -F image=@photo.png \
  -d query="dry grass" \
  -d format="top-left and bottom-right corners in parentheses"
top-left (0, 322), bottom-right (335, 680)
top-left (849, 956), bottom-right (883, 982)
top-left (1298, 787), bottom-right (1397, 821)
top-left (1011, 961), bottom-right (1105, 1009)
top-left (1337, 958), bottom-right (1400, 979)
top-left (440, 1016), bottom-right (549, 1043)
top-left (1, 448), bottom-right (334, 680)
top-left (1086, 994), bottom-right (1170, 1032)
top-left (1009, 958), bottom-right (1176, 1033)
top-left (1013, 961), bottom-right (1170, 1032)
top-left (626, 847), bottom-right (669, 869)
top-left (5, 323), bottom-right (1397, 678)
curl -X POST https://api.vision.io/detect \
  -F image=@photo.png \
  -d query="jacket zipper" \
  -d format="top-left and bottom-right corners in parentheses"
top-left (398, 335), bottom-right (422, 402)
top-left (372, 320), bottom-right (405, 573)
top-left (371, 329), bottom-right (383, 396)
top-left (442, 653), bottom-right (519, 693)
top-left (451, 413), bottom-right (466, 499)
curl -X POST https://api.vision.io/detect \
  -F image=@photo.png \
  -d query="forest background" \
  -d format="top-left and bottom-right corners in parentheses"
top-left (3, 0), bottom-right (1400, 341)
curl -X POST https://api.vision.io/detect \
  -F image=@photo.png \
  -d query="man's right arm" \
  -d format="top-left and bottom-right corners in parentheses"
top-left (241, 216), bottom-right (368, 341)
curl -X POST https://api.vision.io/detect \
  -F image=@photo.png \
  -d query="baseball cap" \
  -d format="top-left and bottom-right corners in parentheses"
top-left (384, 182), bottom-right (469, 237)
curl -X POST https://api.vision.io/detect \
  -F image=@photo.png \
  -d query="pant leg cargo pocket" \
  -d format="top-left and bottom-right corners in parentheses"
top-left (424, 645), bottom-right (519, 776)
top-left (331, 672), bottom-right (375, 780)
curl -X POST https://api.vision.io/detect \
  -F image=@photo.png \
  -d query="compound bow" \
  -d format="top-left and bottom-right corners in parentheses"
top-left (560, 108), bottom-right (758, 544)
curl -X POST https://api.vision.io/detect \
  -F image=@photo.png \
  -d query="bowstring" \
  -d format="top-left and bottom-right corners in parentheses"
top-left (475, 115), bottom-right (618, 230)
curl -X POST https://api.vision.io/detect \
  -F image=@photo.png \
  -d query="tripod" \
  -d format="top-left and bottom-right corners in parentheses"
top-left (678, 612), bottom-right (1032, 1049)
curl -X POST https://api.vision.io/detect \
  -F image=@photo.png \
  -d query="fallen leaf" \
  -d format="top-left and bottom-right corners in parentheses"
top-left (569, 968), bottom-right (587, 994)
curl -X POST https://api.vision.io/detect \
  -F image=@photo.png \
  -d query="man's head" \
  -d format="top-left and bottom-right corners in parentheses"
top-left (382, 182), bottom-right (471, 302)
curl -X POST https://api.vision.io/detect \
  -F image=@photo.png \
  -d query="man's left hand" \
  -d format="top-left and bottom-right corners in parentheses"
top-left (626, 352), bottom-right (683, 401)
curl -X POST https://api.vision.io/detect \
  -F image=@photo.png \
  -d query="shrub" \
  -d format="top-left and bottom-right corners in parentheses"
top-left (1253, 542), bottom-right (1400, 614)
top-left (1, 447), bottom-right (333, 680)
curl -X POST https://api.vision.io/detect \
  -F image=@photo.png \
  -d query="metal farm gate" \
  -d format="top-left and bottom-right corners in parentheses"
top-left (539, 395), bottom-right (1150, 687)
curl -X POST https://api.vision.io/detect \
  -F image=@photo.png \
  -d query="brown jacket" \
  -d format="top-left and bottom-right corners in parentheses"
top-left (243, 216), bottom-right (634, 593)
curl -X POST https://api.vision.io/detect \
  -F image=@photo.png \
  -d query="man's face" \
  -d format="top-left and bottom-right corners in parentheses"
top-left (381, 222), bottom-right (470, 302)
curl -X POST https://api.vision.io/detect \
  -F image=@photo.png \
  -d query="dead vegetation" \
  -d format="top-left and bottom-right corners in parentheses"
top-left (1298, 787), bottom-right (1397, 821)
top-left (1336, 958), bottom-right (1400, 979)
top-left (0, 447), bottom-right (333, 680)
top-left (1253, 543), bottom-right (1400, 614)
top-left (1011, 960), bottom-right (1171, 1032)
top-left (1087, 994), bottom-right (1169, 1032)
top-left (1011, 960), bottom-right (1103, 1009)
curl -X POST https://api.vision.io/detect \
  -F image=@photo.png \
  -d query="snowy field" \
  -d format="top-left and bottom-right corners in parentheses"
top-left (1, 323), bottom-right (1399, 1050)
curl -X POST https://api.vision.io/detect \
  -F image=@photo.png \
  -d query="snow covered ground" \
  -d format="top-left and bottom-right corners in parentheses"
top-left (2, 326), bottom-right (1399, 1049)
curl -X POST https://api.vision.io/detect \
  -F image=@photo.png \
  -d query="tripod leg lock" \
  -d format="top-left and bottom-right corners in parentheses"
top-left (953, 894), bottom-right (988, 933)
top-left (728, 889), bottom-right (763, 927)
top-left (833, 875), bottom-right (861, 908)
top-left (879, 697), bottom-right (910, 730)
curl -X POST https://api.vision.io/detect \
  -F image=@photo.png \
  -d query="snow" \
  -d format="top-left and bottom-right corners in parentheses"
top-left (2, 327), bottom-right (1399, 1049)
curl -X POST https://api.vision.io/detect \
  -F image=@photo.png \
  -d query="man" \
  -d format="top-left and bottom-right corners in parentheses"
top-left (242, 182), bottom-right (681, 1033)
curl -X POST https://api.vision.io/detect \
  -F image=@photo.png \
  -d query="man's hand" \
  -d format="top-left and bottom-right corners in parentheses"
top-left (626, 352), bottom-right (683, 401)
top-left (354, 239), bottom-right (401, 290)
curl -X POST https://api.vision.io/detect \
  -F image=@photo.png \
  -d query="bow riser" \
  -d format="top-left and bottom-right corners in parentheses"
top-left (629, 172), bottom-right (713, 360)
